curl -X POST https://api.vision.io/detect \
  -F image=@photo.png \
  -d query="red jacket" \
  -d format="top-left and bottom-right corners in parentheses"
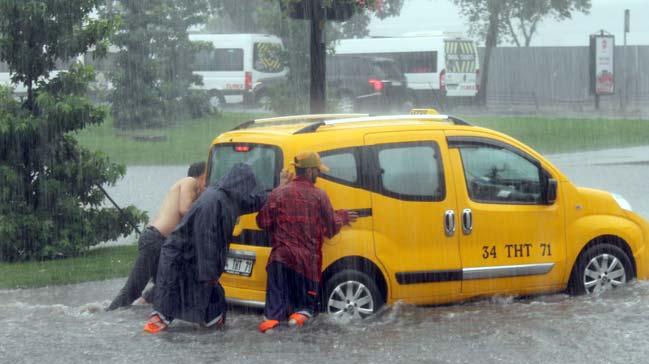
top-left (256, 176), bottom-right (349, 282)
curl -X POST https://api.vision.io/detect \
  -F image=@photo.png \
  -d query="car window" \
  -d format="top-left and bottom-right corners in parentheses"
top-left (376, 143), bottom-right (444, 200)
top-left (320, 150), bottom-right (357, 184)
top-left (208, 144), bottom-right (281, 191)
top-left (458, 145), bottom-right (543, 204)
top-left (194, 48), bottom-right (244, 71)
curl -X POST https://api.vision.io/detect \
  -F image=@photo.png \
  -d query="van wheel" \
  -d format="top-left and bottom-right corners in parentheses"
top-left (256, 92), bottom-right (272, 111)
top-left (568, 243), bottom-right (633, 295)
top-left (337, 94), bottom-right (355, 113)
top-left (322, 269), bottom-right (384, 322)
top-left (208, 92), bottom-right (225, 113)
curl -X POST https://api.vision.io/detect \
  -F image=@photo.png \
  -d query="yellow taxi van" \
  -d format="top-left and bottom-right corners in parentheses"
top-left (206, 110), bottom-right (649, 321)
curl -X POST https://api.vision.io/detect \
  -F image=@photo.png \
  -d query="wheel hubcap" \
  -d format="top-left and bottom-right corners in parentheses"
top-left (583, 253), bottom-right (626, 294)
top-left (327, 280), bottom-right (374, 321)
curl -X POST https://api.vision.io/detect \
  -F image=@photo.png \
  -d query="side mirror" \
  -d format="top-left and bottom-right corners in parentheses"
top-left (545, 178), bottom-right (557, 204)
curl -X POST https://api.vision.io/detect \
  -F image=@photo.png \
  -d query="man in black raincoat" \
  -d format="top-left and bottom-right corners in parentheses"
top-left (144, 163), bottom-right (275, 333)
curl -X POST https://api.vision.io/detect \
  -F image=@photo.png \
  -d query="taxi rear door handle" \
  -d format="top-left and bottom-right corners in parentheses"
top-left (462, 208), bottom-right (473, 235)
top-left (444, 210), bottom-right (456, 236)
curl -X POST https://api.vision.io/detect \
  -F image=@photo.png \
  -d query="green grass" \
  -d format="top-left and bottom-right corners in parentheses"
top-left (0, 245), bottom-right (136, 289)
top-left (74, 112), bottom-right (262, 165)
top-left (468, 116), bottom-right (649, 154)
top-left (76, 113), bottom-right (649, 166)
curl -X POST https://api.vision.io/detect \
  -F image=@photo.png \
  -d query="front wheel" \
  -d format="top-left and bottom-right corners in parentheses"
top-left (568, 243), bottom-right (633, 295)
top-left (322, 269), bottom-right (384, 322)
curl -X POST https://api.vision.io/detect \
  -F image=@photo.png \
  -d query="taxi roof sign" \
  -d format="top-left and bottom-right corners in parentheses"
top-left (410, 108), bottom-right (439, 115)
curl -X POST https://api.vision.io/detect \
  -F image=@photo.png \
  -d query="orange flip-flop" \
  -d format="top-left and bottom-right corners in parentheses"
top-left (143, 314), bottom-right (168, 334)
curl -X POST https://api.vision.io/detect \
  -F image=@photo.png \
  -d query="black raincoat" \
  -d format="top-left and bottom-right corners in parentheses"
top-left (153, 163), bottom-right (266, 325)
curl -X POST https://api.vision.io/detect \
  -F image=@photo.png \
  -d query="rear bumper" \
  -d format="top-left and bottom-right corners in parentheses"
top-left (223, 283), bottom-right (266, 308)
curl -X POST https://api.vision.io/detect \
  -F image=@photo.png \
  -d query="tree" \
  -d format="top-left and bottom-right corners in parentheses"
top-left (454, 0), bottom-right (591, 105)
top-left (503, 0), bottom-right (590, 47)
top-left (107, 0), bottom-right (216, 129)
top-left (0, 0), bottom-right (146, 261)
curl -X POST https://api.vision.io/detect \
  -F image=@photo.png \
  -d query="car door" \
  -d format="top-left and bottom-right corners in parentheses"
top-left (446, 134), bottom-right (566, 295)
top-left (364, 131), bottom-right (461, 301)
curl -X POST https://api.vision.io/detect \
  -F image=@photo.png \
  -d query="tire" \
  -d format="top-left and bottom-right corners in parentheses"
top-left (256, 92), bottom-right (272, 111)
top-left (337, 94), bottom-right (355, 113)
top-left (321, 269), bottom-right (384, 321)
top-left (568, 243), bottom-right (633, 295)
top-left (208, 92), bottom-right (225, 113)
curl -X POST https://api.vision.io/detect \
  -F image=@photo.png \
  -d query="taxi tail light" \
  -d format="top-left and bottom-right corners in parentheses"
top-left (233, 144), bottom-right (252, 152)
top-left (440, 69), bottom-right (446, 93)
top-left (244, 72), bottom-right (252, 90)
top-left (368, 78), bottom-right (384, 92)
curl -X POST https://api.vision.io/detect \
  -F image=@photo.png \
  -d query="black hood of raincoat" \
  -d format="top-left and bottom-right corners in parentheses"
top-left (216, 163), bottom-right (258, 210)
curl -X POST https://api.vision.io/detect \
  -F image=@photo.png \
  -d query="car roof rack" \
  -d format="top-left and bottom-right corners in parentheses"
top-left (293, 114), bottom-right (472, 134)
top-left (231, 113), bottom-right (369, 130)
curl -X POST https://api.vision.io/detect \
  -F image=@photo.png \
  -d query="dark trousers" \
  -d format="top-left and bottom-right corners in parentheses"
top-left (108, 226), bottom-right (164, 310)
top-left (263, 261), bottom-right (318, 321)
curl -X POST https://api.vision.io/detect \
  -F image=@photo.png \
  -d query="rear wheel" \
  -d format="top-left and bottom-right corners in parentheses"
top-left (568, 243), bottom-right (633, 295)
top-left (337, 94), bottom-right (355, 113)
top-left (322, 269), bottom-right (384, 322)
top-left (255, 92), bottom-right (272, 110)
top-left (208, 92), bottom-right (225, 113)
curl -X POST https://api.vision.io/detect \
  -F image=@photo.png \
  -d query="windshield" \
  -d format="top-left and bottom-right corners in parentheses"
top-left (207, 143), bottom-right (281, 191)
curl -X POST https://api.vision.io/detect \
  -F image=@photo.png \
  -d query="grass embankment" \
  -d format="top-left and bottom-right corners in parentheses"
top-left (0, 245), bottom-right (136, 289)
top-left (3, 114), bottom-right (648, 289)
top-left (74, 111), bottom-right (261, 165)
top-left (469, 116), bottom-right (649, 154)
top-left (75, 114), bottom-right (649, 166)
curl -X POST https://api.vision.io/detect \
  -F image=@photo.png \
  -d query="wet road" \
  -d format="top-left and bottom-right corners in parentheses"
top-left (1, 146), bottom-right (649, 363)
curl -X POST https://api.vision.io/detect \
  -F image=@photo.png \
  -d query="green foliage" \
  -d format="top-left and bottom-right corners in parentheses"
top-left (106, 0), bottom-right (217, 129)
top-left (454, 0), bottom-right (591, 46)
top-left (0, 1), bottom-right (146, 262)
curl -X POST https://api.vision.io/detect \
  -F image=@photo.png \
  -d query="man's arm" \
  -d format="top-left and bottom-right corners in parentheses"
top-left (178, 178), bottom-right (198, 216)
top-left (255, 191), bottom-right (275, 230)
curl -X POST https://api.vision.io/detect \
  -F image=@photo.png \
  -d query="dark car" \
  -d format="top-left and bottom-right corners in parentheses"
top-left (327, 55), bottom-right (412, 113)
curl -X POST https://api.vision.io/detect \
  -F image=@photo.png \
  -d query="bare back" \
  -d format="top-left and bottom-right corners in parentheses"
top-left (151, 176), bottom-right (199, 237)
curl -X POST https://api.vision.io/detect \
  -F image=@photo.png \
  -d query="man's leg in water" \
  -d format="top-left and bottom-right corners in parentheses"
top-left (107, 227), bottom-right (164, 310)
top-left (204, 282), bottom-right (227, 328)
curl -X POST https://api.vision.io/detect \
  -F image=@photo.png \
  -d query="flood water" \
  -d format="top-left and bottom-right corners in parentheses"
top-left (1, 146), bottom-right (648, 363)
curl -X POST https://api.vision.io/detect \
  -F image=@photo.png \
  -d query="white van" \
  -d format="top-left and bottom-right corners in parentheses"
top-left (333, 32), bottom-right (479, 104)
top-left (188, 33), bottom-right (288, 109)
top-left (1, 58), bottom-right (82, 98)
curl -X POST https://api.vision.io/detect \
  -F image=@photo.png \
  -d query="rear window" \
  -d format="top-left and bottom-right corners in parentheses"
top-left (194, 48), bottom-right (244, 72)
top-left (253, 42), bottom-right (284, 73)
top-left (208, 144), bottom-right (282, 191)
top-left (374, 61), bottom-right (402, 79)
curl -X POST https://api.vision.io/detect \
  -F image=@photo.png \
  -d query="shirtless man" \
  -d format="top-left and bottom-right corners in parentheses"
top-left (107, 161), bottom-right (207, 311)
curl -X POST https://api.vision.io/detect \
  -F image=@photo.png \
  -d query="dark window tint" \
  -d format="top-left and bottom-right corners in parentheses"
top-left (376, 143), bottom-right (443, 200)
top-left (208, 144), bottom-right (281, 191)
top-left (458, 144), bottom-right (543, 204)
top-left (253, 43), bottom-right (283, 73)
top-left (320, 151), bottom-right (358, 184)
top-left (361, 52), bottom-right (437, 74)
top-left (194, 48), bottom-right (244, 71)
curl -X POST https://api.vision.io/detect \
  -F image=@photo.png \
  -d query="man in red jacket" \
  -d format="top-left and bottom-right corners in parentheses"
top-left (257, 151), bottom-right (357, 333)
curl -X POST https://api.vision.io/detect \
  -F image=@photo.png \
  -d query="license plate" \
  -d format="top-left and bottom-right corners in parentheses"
top-left (225, 250), bottom-right (256, 277)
